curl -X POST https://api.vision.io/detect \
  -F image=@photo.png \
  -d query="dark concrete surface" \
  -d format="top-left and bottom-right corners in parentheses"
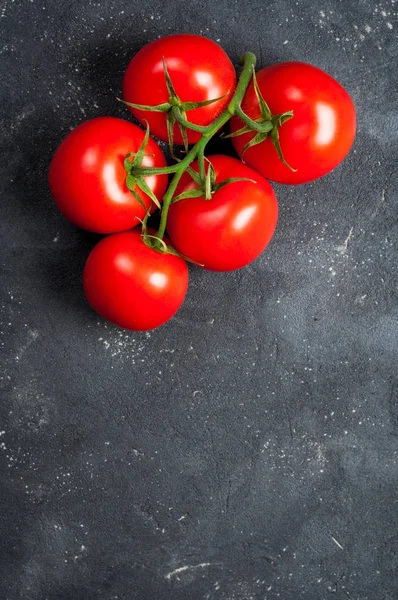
top-left (1, 1), bottom-right (397, 598)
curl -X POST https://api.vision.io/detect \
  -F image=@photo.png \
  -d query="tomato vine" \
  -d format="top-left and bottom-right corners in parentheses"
top-left (49, 34), bottom-right (356, 330)
top-left (121, 51), bottom-right (293, 252)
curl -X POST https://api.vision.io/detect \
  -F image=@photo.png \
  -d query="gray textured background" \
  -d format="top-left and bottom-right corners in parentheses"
top-left (1, 0), bottom-right (398, 599)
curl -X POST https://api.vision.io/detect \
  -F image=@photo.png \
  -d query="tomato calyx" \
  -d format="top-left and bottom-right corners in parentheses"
top-left (123, 121), bottom-right (162, 210)
top-left (172, 157), bottom-right (256, 203)
top-left (139, 217), bottom-right (204, 266)
top-left (122, 52), bottom-right (259, 245)
top-left (120, 57), bottom-right (226, 156)
top-left (227, 66), bottom-right (296, 171)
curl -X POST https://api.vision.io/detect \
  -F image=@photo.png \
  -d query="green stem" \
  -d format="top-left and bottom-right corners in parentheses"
top-left (155, 52), bottom-right (257, 241)
top-left (132, 164), bottom-right (179, 176)
top-left (172, 110), bottom-right (209, 133)
top-left (235, 106), bottom-right (273, 133)
top-left (227, 52), bottom-right (257, 115)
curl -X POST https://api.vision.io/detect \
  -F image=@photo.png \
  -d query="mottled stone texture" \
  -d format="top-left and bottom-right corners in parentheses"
top-left (1, 0), bottom-right (397, 599)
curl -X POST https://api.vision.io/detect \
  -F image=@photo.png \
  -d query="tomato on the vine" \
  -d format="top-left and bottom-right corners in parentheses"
top-left (122, 34), bottom-right (236, 145)
top-left (83, 230), bottom-right (188, 330)
top-left (48, 117), bottom-right (168, 233)
top-left (230, 62), bottom-right (356, 184)
top-left (166, 155), bottom-right (278, 271)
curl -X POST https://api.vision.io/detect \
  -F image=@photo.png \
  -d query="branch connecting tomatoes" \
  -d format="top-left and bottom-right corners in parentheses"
top-left (48, 34), bottom-right (356, 331)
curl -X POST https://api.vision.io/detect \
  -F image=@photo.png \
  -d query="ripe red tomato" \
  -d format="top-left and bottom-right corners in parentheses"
top-left (122, 34), bottom-right (236, 144)
top-left (48, 117), bottom-right (168, 233)
top-left (166, 155), bottom-right (278, 271)
top-left (83, 230), bottom-right (188, 330)
top-left (230, 62), bottom-right (356, 184)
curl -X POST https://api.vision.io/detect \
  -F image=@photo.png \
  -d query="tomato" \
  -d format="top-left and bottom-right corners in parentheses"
top-left (166, 155), bottom-right (278, 271)
top-left (83, 230), bottom-right (188, 330)
top-left (48, 117), bottom-right (168, 233)
top-left (122, 34), bottom-right (236, 144)
top-left (230, 62), bottom-right (356, 184)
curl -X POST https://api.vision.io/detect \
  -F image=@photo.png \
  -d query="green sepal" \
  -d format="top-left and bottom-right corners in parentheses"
top-left (223, 116), bottom-right (273, 138)
top-left (123, 122), bottom-right (162, 208)
top-left (132, 121), bottom-right (151, 167)
top-left (117, 97), bottom-right (171, 112)
top-left (130, 187), bottom-right (149, 213)
top-left (162, 57), bottom-right (178, 98)
top-left (270, 126), bottom-right (297, 172)
top-left (171, 176), bottom-right (258, 204)
top-left (171, 110), bottom-right (209, 133)
top-left (182, 95), bottom-right (227, 110)
top-left (163, 244), bottom-right (204, 266)
top-left (186, 165), bottom-right (203, 187)
top-left (209, 162), bottom-right (216, 187)
top-left (241, 131), bottom-right (270, 156)
top-left (213, 177), bottom-right (257, 192)
top-left (276, 111), bottom-right (294, 126)
top-left (135, 177), bottom-right (161, 209)
top-left (136, 203), bottom-right (154, 238)
top-left (124, 155), bottom-right (134, 173)
top-left (226, 65), bottom-right (296, 170)
top-left (166, 111), bottom-right (176, 158)
top-left (174, 107), bottom-right (189, 153)
top-left (251, 66), bottom-right (272, 120)
top-left (171, 188), bottom-right (204, 203)
top-left (204, 159), bottom-right (216, 200)
top-left (126, 172), bottom-right (137, 190)
top-left (143, 234), bottom-right (169, 253)
top-left (124, 152), bottom-right (154, 173)
top-left (143, 233), bottom-right (204, 265)
top-left (162, 57), bottom-right (218, 149)
top-left (224, 123), bottom-right (255, 138)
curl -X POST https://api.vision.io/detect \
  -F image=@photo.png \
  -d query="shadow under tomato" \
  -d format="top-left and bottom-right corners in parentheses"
top-left (9, 107), bottom-right (103, 316)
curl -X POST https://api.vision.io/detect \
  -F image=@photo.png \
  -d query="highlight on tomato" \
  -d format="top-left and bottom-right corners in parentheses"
top-left (166, 155), bottom-right (278, 271)
top-left (48, 117), bottom-right (168, 233)
top-left (83, 230), bottom-right (189, 331)
top-left (229, 62), bottom-right (356, 185)
top-left (122, 34), bottom-right (237, 145)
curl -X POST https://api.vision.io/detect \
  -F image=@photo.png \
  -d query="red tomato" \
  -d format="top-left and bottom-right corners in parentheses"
top-left (230, 62), bottom-right (356, 184)
top-left (48, 117), bottom-right (168, 233)
top-left (166, 155), bottom-right (278, 271)
top-left (83, 230), bottom-right (188, 330)
top-left (122, 34), bottom-right (236, 144)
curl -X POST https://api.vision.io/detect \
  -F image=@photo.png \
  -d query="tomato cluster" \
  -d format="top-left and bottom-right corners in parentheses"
top-left (49, 34), bottom-right (356, 331)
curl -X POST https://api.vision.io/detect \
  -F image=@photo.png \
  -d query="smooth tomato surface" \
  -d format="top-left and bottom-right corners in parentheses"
top-left (123, 34), bottom-right (236, 144)
top-left (48, 117), bottom-right (168, 233)
top-left (166, 155), bottom-right (278, 271)
top-left (230, 62), bottom-right (356, 184)
top-left (83, 230), bottom-right (188, 330)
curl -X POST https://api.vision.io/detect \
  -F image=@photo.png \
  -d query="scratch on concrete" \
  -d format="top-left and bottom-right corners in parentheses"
top-left (331, 536), bottom-right (344, 550)
top-left (337, 227), bottom-right (354, 254)
top-left (165, 563), bottom-right (216, 580)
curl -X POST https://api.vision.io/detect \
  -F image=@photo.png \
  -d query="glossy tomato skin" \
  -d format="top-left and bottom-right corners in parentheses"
top-left (166, 155), bottom-right (278, 271)
top-left (230, 62), bottom-right (356, 184)
top-left (83, 230), bottom-right (188, 331)
top-left (48, 117), bottom-right (168, 233)
top-left (122, 34), bottom-right (236, 144)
